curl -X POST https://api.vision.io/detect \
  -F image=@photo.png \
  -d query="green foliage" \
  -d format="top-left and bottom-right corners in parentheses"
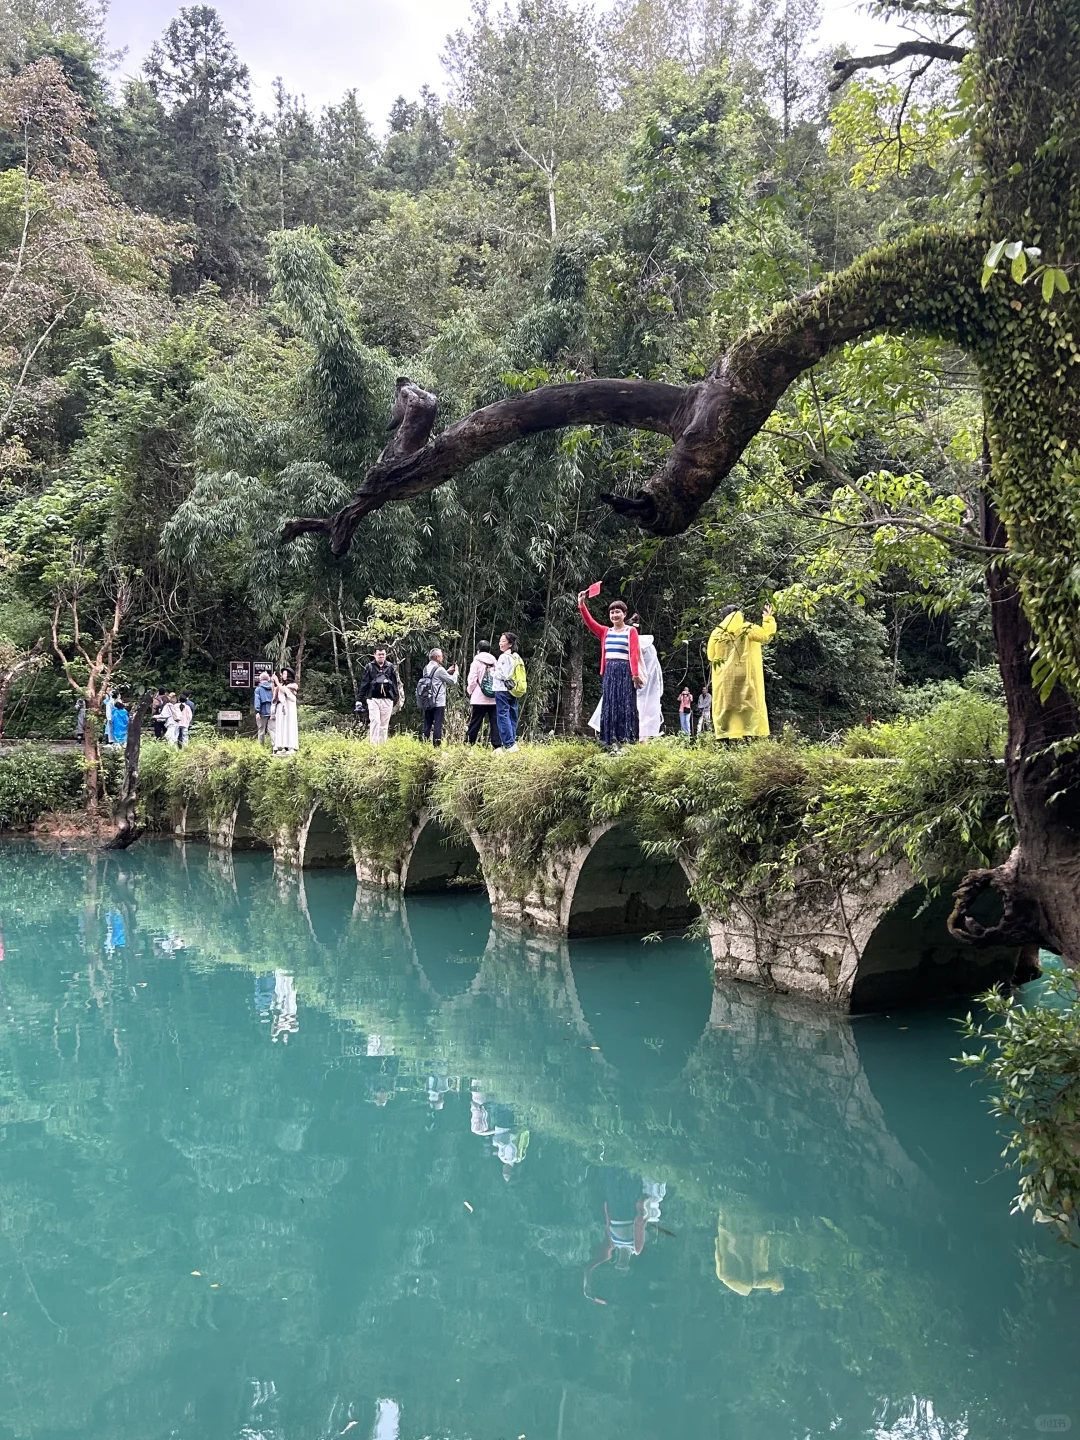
top-left (122, 689), bottom-right (1012, 923)
top-left (348, 587), bottom-right (454, 658)
top-left (960, 967), bottom-right (1080, 1241)
top-left (818, 691), bottom-right (1010, 877)
top-left (0, 745), bottom-right (86, 826)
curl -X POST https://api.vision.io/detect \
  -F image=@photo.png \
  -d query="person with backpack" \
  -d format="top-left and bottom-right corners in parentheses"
top-left (359, 646), bottom-right (400, 746)
top-left (416, 648), bottom-right (458, 746)
top-left (577, 591), bottom-right (641, 746)
top-left (491, 631), bottom-right (526, 751)
top-left (466, 640), bottom-right (501, 748)
top-left (707, 603), bottom-right (776, 739)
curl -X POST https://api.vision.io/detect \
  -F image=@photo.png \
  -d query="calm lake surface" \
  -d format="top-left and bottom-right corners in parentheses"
top-left (0, 841), bottom-right (1077, 1440)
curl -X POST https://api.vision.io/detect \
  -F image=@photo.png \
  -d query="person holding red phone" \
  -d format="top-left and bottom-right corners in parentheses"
top-left (578, 585), bottom-right (641, 746)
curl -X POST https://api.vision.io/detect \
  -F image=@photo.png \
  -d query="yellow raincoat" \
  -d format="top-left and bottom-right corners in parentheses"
top-left (707, 610), bottom-right (777, 739)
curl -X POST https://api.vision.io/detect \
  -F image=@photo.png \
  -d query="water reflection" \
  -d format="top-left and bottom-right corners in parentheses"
top-left (0, 840), bottom-right (1077, 1440)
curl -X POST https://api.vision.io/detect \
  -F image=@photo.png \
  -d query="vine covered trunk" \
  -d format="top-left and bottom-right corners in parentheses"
top-left (953, 0), bottom-right (1080, 962)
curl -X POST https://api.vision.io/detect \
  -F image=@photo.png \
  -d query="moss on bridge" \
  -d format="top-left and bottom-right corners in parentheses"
top-left (132, 688), bottom-right (1009, 919)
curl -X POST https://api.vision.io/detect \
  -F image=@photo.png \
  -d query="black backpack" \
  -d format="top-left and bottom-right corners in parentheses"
top-left (415, 665), bottom-right (439, 710)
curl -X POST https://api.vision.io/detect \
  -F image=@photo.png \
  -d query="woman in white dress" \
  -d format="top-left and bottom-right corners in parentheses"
top-left (272, 668), bottom-right (299, 755)
top-left (586, 618), bottom-right (664, 740)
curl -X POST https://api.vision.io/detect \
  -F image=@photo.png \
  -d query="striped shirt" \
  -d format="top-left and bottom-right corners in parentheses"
top-left (604, 629), bottom-right (631, 664)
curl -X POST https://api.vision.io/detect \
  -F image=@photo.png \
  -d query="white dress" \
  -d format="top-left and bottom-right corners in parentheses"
top-left (273, 684), bottom-right (299, 754)
top-left (162, 702), bottom-right (182, 745)
top-left (636, 634), bottom-right (664, 738)
top-left (587, 632), bottom-right (664, 737)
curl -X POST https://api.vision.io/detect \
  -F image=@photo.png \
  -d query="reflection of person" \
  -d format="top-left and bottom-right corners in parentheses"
top-left (470, 1087), bottom-right (528, 1179)
top-left (583, 1172), bottom-right (665, 1303)
top-left (470, 1086), bottom-right (494, 1135)
top-left (714, 1211), bottom-right (784, 1296)
top-left (105, 909), bottom-right (127, 952)
top-left (578, 592), bottom-right (641, 746)
top-left (426, 1068), bottom-right (451, 1109)
top-left (272, 669), bottom-right (300, 756)
top-left (254, 973), bottom-right (275, 1020)
top-left (707, 604), bottom-right (776, 739)
top-left (270, 969), bottom-right (299, 1042)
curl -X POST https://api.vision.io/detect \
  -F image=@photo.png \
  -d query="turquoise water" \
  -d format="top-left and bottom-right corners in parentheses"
top-left (0, 841), bottom-right (1078, 1440)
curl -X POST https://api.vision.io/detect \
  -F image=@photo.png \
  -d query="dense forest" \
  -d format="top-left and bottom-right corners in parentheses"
top-left (0, 0), bottom-right (994, 738)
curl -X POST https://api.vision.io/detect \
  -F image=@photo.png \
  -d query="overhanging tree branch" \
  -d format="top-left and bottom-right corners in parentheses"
top-left (828, 38), bottom-right (970, 91)
top-left (283, 376), bottom-right (691, 554)
top-left (282, 229), bottom-right (984, 555)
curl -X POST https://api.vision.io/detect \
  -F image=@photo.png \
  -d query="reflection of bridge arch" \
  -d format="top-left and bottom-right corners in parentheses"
top-left (403, 812), bottom-right (487, 895)
top-left (560, 822), bottom-right (700, 938)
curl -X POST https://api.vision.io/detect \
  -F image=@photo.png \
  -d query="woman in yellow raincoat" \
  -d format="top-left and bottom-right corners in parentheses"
top-left (707, 603), bottom-right (776, 739)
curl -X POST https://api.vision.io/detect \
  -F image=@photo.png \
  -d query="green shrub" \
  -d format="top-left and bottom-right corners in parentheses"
top-left (0, 747), bottom-right (85, 827)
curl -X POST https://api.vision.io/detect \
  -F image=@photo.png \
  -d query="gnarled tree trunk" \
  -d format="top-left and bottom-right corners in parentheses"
top-left (107, 691), bottom-right (154, 850)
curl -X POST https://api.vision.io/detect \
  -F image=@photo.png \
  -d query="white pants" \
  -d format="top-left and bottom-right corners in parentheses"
top-left (367, 697), bottom-right (393, 745)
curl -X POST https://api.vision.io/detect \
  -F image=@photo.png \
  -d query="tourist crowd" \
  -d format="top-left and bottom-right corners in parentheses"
top-left (79, 594), bottom-right (776, 757)
top-left (330, 592), bottom-right (776, 754)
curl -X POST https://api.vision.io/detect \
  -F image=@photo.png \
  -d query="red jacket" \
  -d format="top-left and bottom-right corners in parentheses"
top-left (579, 598), bottom-right (641, 679)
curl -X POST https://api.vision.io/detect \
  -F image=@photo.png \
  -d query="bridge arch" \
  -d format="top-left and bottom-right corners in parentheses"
top-left (403, 812), bottom-right (487, 895)
top-left (232, 796), bottom-right (270, 851)
top-left (299, 803), bottom-right (355, 871)
top-left (561, 822), bottom-right (700, 938)
top-left (849, 879), bottom-right (1020, 1011)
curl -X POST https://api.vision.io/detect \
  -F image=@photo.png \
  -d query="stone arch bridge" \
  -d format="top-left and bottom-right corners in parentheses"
top-left (172, 795), bottom-right (1021, 1012)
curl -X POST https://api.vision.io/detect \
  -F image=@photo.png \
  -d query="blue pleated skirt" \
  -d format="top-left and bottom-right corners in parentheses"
top-left (600, 660), bottom-right (639, 746)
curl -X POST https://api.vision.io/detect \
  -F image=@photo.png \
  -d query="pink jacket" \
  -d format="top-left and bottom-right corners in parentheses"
top-left (466, 651), bottom-right (497, 705)
top-left (578, 599), bottom-right (641, 679)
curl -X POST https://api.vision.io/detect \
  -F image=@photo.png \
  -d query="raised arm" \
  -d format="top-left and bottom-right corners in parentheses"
top-left (578, 596), bottom-right (606, 639)
top-left (746, 611), bottom-right (777, 644)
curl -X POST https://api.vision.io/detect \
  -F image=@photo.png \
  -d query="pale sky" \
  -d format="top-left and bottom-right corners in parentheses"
top-left (104, 0), bottom-right (908, 127)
